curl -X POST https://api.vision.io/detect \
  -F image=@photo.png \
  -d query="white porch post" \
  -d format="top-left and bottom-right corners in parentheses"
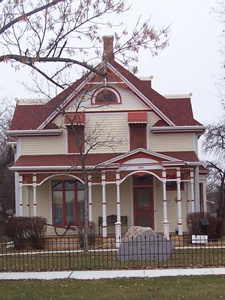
top-left (162, 169), bottom-right (169, 240)
top-left (194, 167), bottom-right (200, 212)
top-left (88, 174), bottom-right (93, 222)
top-left (115, 171), bottom-right (121, 247)
top-left (26, 186), bottom-right (30, 217)
top-left (190, 169), bottom-right (195, 213)
top-left (187, 183), bottom-right (191, 214)
top-left (101, 171), bottom-right (107, 237)
top-left (19, 174), bottom-right (23, 216)
top-left (176, 168), bottom-right (183, 235)
top-left (33, 173), bottom-right (37, 217)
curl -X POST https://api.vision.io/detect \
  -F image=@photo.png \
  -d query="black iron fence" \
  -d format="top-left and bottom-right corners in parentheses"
top-left (0, 235), bottom-right (225, 272)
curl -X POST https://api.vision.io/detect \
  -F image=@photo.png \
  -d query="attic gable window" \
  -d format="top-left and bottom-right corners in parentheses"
top-left (92, 87), bottom-right (121, 105)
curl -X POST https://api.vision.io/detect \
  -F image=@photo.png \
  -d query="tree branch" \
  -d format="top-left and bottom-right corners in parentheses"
top-left (0, 0), bottom-right (65, 35)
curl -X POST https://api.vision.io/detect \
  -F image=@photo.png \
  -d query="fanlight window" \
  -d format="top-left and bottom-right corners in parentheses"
top-left (92, 87), bottom-right (121, 105)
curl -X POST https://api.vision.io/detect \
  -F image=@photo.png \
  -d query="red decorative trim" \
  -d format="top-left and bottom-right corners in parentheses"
top-left (27, 204), bottom-right (30, 206)
top-left (117, 202), bottom-right (120, 205)
top-left (175, 197), bottom-right (182, 203)
top-left (91, 86), bottom-right (122, 105)
top-left (88, 203), bottom-right (92, 205)
top-left (64, 112), bottom-right (85, 125)
top-left (20, 204), bottom-right (23, 206)
top-left (33, 204), bottom-right (37, 206)
top-left (128, 112), bottom-right (147, 123)
top-left (178, 223), bottom-right (182, 225)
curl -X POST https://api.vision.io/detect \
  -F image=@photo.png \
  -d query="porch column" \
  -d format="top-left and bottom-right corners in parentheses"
top-left (88, 174), bottom-right (93, 222)
top-left (187, 183), bottom-right (191, 214)
top-left (33, 173), bottom-right (37, 217)
top-left (19, 174), bottom-right (23, 217)
top-left (162, 169), bottom-right (169, 239)
top-left (176, 168), bottom-right (183, 235)
top-left (190, 169), bottom-right (195, 213)
top-left (194, 167), bottom-right (200, 212)
top-left (26, 186), bottom-right (30, 217)
top-left (115, 171), bottom-right (121, 247)
top-left (101, 171), bottom-right (107, 237)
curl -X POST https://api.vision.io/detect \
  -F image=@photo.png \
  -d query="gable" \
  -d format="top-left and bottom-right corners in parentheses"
top-left (10, 58), bottom-right (203, 131)
top-left (99, 148), bottom-right (184, 167)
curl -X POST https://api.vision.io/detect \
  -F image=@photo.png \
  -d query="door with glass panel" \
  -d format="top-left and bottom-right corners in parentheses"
top-left (52, 180), bottom-right (85, 225)
top-left (133, 175), bottom-right (154, 228)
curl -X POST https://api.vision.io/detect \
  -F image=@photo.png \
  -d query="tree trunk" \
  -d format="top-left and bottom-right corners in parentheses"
top-left (82, 165), bottom-right (89, 255)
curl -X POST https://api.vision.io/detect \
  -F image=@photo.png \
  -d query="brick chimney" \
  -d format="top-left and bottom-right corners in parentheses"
top-left (103, 35), bottom-right (114, 61)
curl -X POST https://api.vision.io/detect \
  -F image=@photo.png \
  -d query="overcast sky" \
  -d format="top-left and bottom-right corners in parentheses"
top-left (1, 0), bottom-right (223, 131)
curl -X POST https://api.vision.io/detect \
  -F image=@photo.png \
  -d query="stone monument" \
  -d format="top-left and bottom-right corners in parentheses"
top-left (117, 226), bottom-right (174, 262)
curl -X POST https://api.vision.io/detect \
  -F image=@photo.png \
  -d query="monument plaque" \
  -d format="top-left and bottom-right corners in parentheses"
top-left (117, 226), bottom-right (174, 262)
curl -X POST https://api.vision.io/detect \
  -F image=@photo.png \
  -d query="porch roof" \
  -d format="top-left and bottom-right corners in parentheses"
top-left (10, 151), bottom-right (200, 171)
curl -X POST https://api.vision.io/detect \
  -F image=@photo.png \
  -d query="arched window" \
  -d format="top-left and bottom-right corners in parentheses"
top-left (92, 87), bottom-right (121, 105)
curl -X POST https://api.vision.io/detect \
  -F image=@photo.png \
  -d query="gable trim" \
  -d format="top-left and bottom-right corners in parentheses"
top-left (37, 71), bottom-right (97, 130)
top-left (98, 148), bottom-right (181, 167)
top-left (107, 63), bottom-right (175, 126)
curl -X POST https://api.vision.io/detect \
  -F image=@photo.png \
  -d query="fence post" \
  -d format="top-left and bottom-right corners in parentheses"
top-left (115, 222), bottom-right (121, 248)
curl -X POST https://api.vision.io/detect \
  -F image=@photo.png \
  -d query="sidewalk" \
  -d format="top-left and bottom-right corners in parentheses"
top-left (1, 268), bottom-right (225, 280)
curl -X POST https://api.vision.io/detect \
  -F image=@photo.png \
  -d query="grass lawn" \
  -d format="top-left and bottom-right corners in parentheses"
top-left (0, 275), bottom-right (225, 299)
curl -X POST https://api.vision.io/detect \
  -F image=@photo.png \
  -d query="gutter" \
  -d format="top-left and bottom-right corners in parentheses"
top-left (185, 162), bottom-right (202, 166)
top-left (9, 165), bottom-right (95, 171)
top-left (7, 129), bottom-right (62, 137)
top-left (150, 126), bottom-right (206, 133)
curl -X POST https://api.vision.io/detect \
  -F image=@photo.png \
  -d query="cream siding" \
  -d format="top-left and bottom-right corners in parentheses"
top-left (148, 111), bottom-right (161, 127)
top-left (86, 113), bottom-right (128, 153)
top-left (149, 132), bottom-right (195, 152)
top-left (20, 132), bottom-right (66, 155)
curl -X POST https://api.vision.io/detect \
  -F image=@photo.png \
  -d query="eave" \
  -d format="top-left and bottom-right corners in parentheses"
top-left (150, 126), bottom-right (206, 134)
top-left (9, 165), bottom-right (95, 171)
top-left (7, 129), bottom-right (62, 137)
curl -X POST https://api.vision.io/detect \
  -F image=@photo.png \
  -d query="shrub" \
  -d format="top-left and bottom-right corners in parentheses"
top-left (187, 212), bottom-right (223, 240)
top-left (3, 216), bottom-right (47, 249)
top-left (78, 222), bottom-right (95, 248)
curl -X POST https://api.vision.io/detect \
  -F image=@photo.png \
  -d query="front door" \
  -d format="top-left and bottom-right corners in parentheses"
top-left (133, 175), bottom-right (154, 228)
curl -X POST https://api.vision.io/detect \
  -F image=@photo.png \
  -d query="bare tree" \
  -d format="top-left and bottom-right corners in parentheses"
top-left (0, 98), bottom-right (14, 236)
top-left (55, 85), bottom-right (124, 254)
top-left (0, 0), bottom-right (169, 96)
top-left (201, 119), bottom-right (225, 218)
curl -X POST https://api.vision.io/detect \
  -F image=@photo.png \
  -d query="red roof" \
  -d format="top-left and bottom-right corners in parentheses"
top-left (10, 58), bottom-right (203, 131)
top-left (11, 153), bottom-right (122, 169)
top-left (159, 151), bottom-right (199, 162)
top-left (11, 151), bottom-right (199, 171)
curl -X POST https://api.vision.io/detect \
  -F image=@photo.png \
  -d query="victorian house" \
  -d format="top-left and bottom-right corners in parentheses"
top-left (7, 36), bottom-right (206, 243)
